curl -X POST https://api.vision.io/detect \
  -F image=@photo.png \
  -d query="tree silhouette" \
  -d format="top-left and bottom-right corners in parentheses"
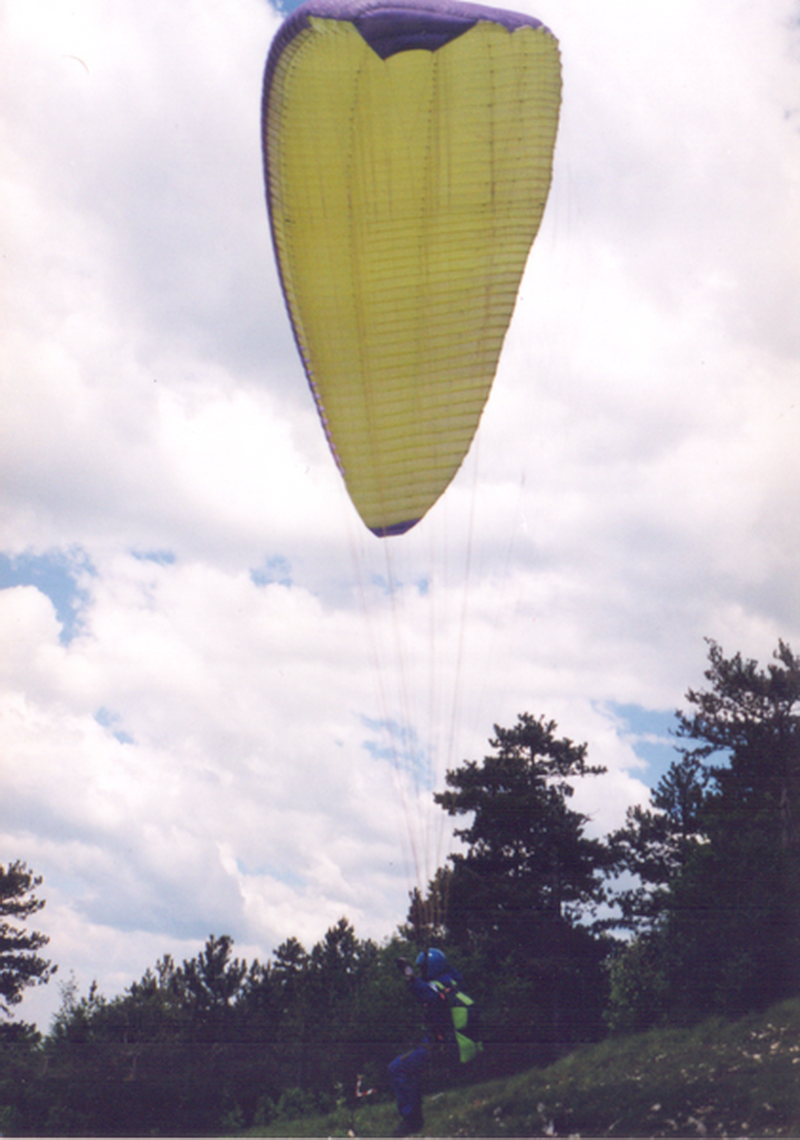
top-left (0, 860), bottom-right (56, 1015)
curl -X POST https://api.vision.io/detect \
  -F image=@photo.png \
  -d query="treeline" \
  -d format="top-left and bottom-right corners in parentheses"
top-left (2, 638), bottom-right (800, 1136)
top-left (2, 923), bottom-right (410, 1135)
top-left (2, 919), bottom-right (558, 1137)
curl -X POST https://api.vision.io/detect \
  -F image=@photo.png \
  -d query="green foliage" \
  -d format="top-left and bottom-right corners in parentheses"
top-left (607, 753), bottom-right (708, 933)
top-left (0, 863), bottom-right (55, 1132)
top-left (607, 639), bottom-right (800, 1032)
top-left (0, 861), bottom-right (56, 1015)
top-left (604, 935), bottom-right (669, 1034)
top-left (28, 922), bottom-right (400, 1135)
top-left (276, 1086), bottom-right (319, 1120)
top-left (436, 713), bottom-right (610, 935)
top-left (0, 1019), bottom-right (44, 1135)
top-left (669, 639), bottom-right (800, 1012)
top-left (434, 714), bottom-right (611, 941)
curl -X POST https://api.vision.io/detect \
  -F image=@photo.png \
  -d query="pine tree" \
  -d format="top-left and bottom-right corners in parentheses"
top-left (435, 714), bottom-right (609, 944)
top-left (0, 861), bottom-right (56, 1016)
top-left (609, 640), bottom-right (800, 1029)
top-left (608, 752), bottom-right (708, 933)
top-left (432, 714), bottom-right (613, 1061)
top-left (668, 639), bottom-right (800, 1016)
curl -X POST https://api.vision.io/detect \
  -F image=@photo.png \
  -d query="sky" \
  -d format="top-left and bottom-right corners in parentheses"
top-left (1, 0), bottom-right (799, 1033)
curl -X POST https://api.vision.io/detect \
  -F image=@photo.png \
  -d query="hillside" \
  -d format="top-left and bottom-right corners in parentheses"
top-left (247, 998), bottom-right (800, 1137)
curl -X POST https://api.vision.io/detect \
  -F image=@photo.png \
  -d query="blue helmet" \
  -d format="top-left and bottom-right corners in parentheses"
top-left (416, 948), bottom-right (447, 980)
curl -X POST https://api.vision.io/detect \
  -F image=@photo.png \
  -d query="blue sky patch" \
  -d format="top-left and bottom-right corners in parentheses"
top-left (132, 549), bottom-right (176, 565)
top-left (0, 548), bottom-right (94, 644)
top-left (251, 555), bottom-right (292, 588)
top-left (367, 573), bottom-right (429, 597)
top-left (369, 572), bottom-right (391, 595)
top-left (604, 702), bottom-right (679, 787)
top-left (606, 701), bottom-right (733, 793)
top-left (361, 714), bottom-right (434, 789)
top-left (95, 707), bottom-right (135, 746)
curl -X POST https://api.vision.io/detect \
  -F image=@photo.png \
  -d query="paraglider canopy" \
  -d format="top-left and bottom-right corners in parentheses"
top-left (263, 0), bottom-right (561, 536)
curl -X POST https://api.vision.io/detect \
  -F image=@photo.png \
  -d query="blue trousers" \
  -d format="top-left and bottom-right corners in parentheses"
top-left (388, 1044), bottom-right (429, 1122)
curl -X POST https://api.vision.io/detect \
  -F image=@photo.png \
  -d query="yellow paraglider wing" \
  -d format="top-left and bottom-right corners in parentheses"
top-left (263, 0), bottom-right (561, 535)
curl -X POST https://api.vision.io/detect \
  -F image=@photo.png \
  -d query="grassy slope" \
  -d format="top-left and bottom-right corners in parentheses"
top-left (246, 998), bottom-right (800, 1137)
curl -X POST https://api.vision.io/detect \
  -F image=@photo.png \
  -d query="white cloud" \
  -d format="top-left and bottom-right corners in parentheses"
top-left (2, 0), bottom-right (798, 1031)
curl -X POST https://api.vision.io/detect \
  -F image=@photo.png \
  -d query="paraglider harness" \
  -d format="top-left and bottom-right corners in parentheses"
top-left (429, 979), bottom-right (483, 1064)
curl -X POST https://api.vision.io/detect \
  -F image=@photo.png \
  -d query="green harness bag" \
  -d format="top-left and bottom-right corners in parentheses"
top-left (432, 981), bottom-right (483, 1064)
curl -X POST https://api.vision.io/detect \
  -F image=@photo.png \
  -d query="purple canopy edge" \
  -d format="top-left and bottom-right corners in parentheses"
top-left (264, 0), bottom-right (549, 93)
